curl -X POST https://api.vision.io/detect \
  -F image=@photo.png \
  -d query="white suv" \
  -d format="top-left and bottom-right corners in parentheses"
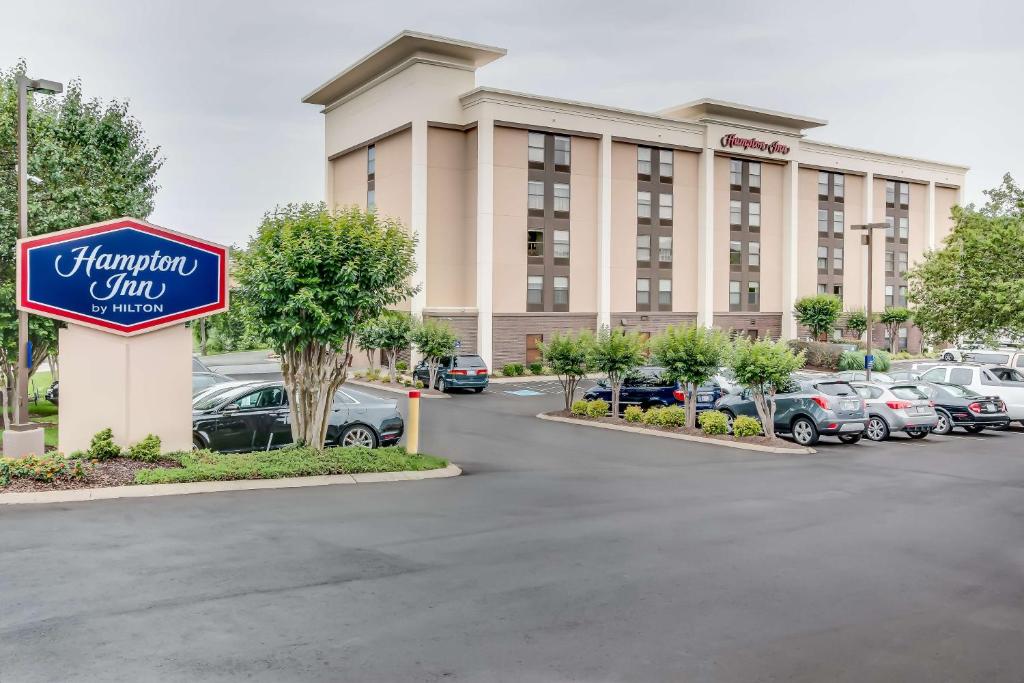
top-left (919, 364), bottom-right (1024, 424)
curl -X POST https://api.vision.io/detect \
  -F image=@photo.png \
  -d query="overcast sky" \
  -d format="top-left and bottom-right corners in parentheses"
top-left (5, 0), bottom-right (1022, 246)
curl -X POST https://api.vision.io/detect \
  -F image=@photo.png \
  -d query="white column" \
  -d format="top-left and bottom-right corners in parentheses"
top-left (696, 149), bottom-right (715, 327)
top-left (476, 119), bottom-right (495, 368)
top-left (409, 120), bottom-right (429, 365)
top-left (862, 171), bottom-right (874, 309)
top-left (596, 134), bottom-right (612, 330)
top-left (925, 180), bottom-right (936, 250)
top-left (781, 160), bottom-right (799, 339)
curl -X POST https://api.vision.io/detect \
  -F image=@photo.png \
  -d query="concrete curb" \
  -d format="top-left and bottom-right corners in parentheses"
top-left (536, 413), bottom-right (815, 454)
top-left (0, 463), bottom-right (462, 506)
top-left (488, 373), bottom-right (603, 385)
top-left (346, 379), bottom-right (450, 398)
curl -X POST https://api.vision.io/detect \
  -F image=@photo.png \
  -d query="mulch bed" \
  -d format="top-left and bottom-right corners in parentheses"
top-left (2, 457), bottom-right (182, 493)
top-left (547, 410), bottom-right (807, 451)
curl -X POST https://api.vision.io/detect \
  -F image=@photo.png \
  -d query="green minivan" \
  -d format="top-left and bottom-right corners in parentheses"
top-left (413, 354), bottom-right (490, 393)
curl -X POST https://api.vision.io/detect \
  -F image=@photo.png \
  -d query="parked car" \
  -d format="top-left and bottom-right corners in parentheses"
top-left (583, 366), bottom-right (723, 413)
top-left (834, 370), bottom-right (894, 384)
top-left (849, 382), bottom-right (938, 440)
top-left (715, 376), bottom-right (867, 446)
top-left (911, 381), bottom-right (1010, 434)
top-left (193, 356), bottom-right (213, 372)
top-left (192, 381), bottom-right (403, 451)
top-left (962, 348), bottom-right (1024, 370)
top-left (887, 370), bottom-right (922, 382)
top-left (192, 371), bottom-right (233, 396)
top-left (918, 364), bottom-right (1024, 425)
top-left (413, 354), bottom-right (489, 392)
top-left (939, 341), bottom-right (987, 362)
top-left (45, 381), bottom-right (58, 405)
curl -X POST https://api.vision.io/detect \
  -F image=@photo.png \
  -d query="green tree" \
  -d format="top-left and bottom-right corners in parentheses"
top-left (410, 319), bottom-right (457, 390)
top-left (794, 294), bottom-right (843, 341)
top-left (727, 338), bottom-right (804, 440)
top-left (378, 312), bottom-right (414, 382)
top-left (844, 309), bottom-right (870, 341)
top-left (0, 64), bottom-right (162, 402)
top-left (908, 205), bottom-right (1024, 344)
top-left (539, 330), bottom-right (593, 411)
top-left (356, 317), bottom-right (386, 372)
top-left (975, 173), bottom-right (1023, 219)
top-left (879, 307), bottom-right (912, 353)
top-left (192, 289), bottom-right (262, 355)
top-left (589, 326), bottom-right (646, 418)
top-left (649, 325), bottom-right (728, 429)
top-left (236, 204), bottom-right (416, 448)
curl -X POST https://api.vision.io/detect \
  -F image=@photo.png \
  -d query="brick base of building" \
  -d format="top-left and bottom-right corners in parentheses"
top-left (713, 312), bottom-right (783, 339)
top-left (423, 311), bottom-right (479, 354)
top-left (493, 313), bottom-right (597, 368)
top-left (613, 312), bottom-right (698, 338)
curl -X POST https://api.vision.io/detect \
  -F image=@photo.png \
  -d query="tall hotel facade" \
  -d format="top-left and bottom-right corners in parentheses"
top-left (303, 32), bottom-right (967, 367)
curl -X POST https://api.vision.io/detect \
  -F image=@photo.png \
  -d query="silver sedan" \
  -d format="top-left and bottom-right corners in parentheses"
top-left (850, 382), bottom-right (938, 441)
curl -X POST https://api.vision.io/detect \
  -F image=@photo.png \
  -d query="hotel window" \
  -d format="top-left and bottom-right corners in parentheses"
top-left (886, 181), bottom-right (896, 206)
top-left (747, 281), bottom-right (760, 307)
top-left (637, 191), bottom-right (651, 219)
top-left (528, 132), bottom-right (545, 167)
top-left (526, 334), bottom-right (543, 363)
top-left (748, 202), bottom-right (760, 230)
top-left (898, 326), bottom-right (908, 350)
top-left (367, 188), bottom-right (376, 211)
top-left (818, 172), bottom-right (829, 200)
top-left (528, 181), bottom-right (544, 212)
top-left (658, 236), bottom-right (672, 263)
top-left (636, 278), bottom-right (650, 307)
top-left (897, 251), bottom-right (908, 275)
top-left (730, 241), bottom-right (742, 269)
top-left (527, 229), bottom-right (544, 257)
top-left (833, 284), bottom-right (843, 300)
top-left (553, 183), bottom-right (570, 215)
top-left (748, 240), bottom-right (760, 268)
top-left (899, 183), bottom-right (909, 208)
top-left (748, 162), bottom-right (761, 190)
top-left (637, 147), bottom-right (652, 178)
top-left (527, 275), bottom-right (543, 306)
top-left (818, 246), bottom-right (829, 271)
top-left (898, 216), bottom-right (909, 240)
top-left (833, 210), bottom-right (844, 235)
top-left (659, 193), bottom-right (673, 222)
top-left (730, 201), bottom-right (743, 228)
top-left (367, 145), bottom-right (376, 177)
top-left (885, 250), bottom-right (894, 275)
top-left (553, 229), bottom-right (570, 259)
top-left (729, 280), bottom-right (741, 308)
top-left (658, 279), bottom-right (672, 308)
top-left (885, 216), bottom-right (895, 239)
top-left (833, 247), bottom-right (843, 272)
top-left (553, 136), bottom-right (571, 170)
top-left (553, 276), bottom-right (569, 307)
top-left (817, 284), bottom-right (827, 295)
top-left (659, 151), bottom-right (673, 181)
top-left (729, 159), bottom-right (742, 187)
top-left (898, 285), bottom-right (908, 307)
top-left (818, 209), bottom-right (829, 234)
top-left (885, 285), bottom-right (894, 307)
top-left (636, 234), bottom-right (651, 263)
top-left (834, 174), bottom-right (844, 200)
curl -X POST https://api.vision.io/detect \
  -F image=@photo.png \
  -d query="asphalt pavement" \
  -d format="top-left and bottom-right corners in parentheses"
top-left (3, 380), bottom-right (1024, 681)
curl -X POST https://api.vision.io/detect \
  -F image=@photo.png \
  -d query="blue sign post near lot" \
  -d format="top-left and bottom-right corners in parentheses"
top-left (864, 354), bottom-right (875, 370)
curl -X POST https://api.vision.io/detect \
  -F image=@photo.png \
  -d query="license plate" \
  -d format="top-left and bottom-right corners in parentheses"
top-left (841, 400), bottom-right (860, 411)
top-left (983, 404), bottom-right (996, 413)
top-left (698, 394), bottom-right (711, 402)
top-left (840, 422), bottom-right (864, 432)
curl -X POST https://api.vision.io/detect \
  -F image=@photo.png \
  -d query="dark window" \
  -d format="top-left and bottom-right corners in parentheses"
top-left (747, 281), bottom-right (760, 308)
top-left (367, 145), bottom-right (376, 177)
top-left (527, 230), bottom-right (544, 257)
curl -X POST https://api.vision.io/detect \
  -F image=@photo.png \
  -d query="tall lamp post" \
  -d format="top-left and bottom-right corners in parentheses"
top-left (15, 74), bottom-right (63, 426)
top-left (851, 222), bottom-right (888, 382)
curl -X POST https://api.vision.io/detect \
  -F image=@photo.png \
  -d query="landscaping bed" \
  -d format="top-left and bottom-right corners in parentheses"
top-left (2, 457), bottom-right (177, 492)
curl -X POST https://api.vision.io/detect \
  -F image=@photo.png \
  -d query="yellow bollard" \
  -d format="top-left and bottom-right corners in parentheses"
top-left (406, 389), bottom-right (420, 454)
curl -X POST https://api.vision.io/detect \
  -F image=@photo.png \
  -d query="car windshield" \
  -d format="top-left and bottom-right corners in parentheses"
top-left (454, 355), bottom-right (485, 368)
top-left (890, 386), bottom-right (928, 400)
top-left (193, 384), bottom-right (254, 410)
top-left (939, 383), bottom-right (979, 398)
top-left (815, 381), bottom-right (856, 396)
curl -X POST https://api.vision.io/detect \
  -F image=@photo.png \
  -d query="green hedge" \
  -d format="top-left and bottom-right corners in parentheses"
top-left (787, 340), bottom-right (848, 370)
top-left (732, 415), bottom-right (762, 437)
top-left (698, 410), bottom-right (729, 435)
top-left (838, 349), bottom-right (891, 372)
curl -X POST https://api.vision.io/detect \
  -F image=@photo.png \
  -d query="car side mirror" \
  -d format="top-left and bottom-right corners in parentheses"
top-left (222, 403), bottom-right (239, 413)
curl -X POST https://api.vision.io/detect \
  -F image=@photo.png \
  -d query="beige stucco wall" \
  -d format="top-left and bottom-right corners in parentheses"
top-left (331, 149), bottom-right (366, 210)
top-left (610, 142), bottom-right (637, 313)
top-left (712, 156), bottom-right (731, 312)
top-left (934, 186), bottom-right (958, 245)
top-left (871, 177), bottom-right (888, 310)
top-left (59, 324), bottom-right (193, 454)
top-left (427, 127), bottom-right (474, 308)
top-left (375, 128), bottom-right (412, 227)
top-left (570, 137), bottom-right (599, 312)
top-left (908, 182), bottom-right (927, 272)
top-left (758, 162), bottom-right (783, 312)
top-left (673, 151), bottom-right (700, 312)
top-left (492, 126), bottom-right (528, 312)
top-left (464, 128), bottom-right (478, 305)
top-left (796, 167), bottom-right (820, 299)
top-left (840, 174), bottom-right (866, 309)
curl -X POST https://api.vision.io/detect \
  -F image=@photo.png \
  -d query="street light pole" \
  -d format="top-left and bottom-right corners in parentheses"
top-left (852, 222), bottom-right (888, 382)
top-left (14, 75), bottom-right (62, 426)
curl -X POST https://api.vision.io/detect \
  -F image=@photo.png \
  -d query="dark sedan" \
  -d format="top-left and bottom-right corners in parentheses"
top-left (583, 366), bottom-right (723, 413)
top-left (191, 381), bottom-right (403, 451)
top-left (912, 381), bottom-right (1010, 434)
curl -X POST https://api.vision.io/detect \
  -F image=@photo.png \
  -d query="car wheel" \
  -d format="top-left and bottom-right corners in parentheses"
top-left (838, 434), bottom-right (862, 444)
top-left (339, 424), bottom-right (378, 449)
top-left (192, 435), bottom-right (205, 451)
top-left (908, 431), bottom-right (928, 439)
top-left (436, 377), bottom-right (447, 392)
top-left (721, 410), bottom-right (736, 434)
top-left (964, 424), bottom-right (985, 433)
top-left (866, 416), bottom-right (890, 442)
top-left (791, 417), bottom-right (819, 446)
top-left (942, 352), bottom-right (955, 361)
top-left (473, 387), bottom-right (483, 393)
top-left (933, 410), bottom-right (953, 435)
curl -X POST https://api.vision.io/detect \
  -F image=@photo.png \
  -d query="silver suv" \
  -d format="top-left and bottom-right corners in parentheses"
top-left (850, 382), bottom-right (938, 441)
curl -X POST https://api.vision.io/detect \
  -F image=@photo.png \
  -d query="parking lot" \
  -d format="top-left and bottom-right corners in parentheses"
top-left (4, 374), bottom-right (1024, 681)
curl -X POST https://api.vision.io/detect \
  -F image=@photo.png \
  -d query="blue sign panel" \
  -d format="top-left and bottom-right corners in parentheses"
top-left (864, 354), bottom-right (875, 370)
top-left (17, 218), bottom-right (228, 336)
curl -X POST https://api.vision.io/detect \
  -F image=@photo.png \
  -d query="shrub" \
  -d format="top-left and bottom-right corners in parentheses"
top-left (127, 434), bottom-right (162, 462)
top-left (88, 428), bottom-right (122, 460)
top-left (624, 405), bottom-right (643, 423)
top-left (732, 415), bottom-right (762, 438)
top-left (528, 362), bottom-right (544, 375)
top-left (571, 400), bottom-right (590, 416)
top-left (657, 405), bottom-right (686, 428)
top-left (586, 399), bottom-right (609, 418)
top-left (380, 376), bottom-right (392, 384)
top-left (1, 454), bottom-right (91, 486)
top-left (698, 410), bottom-right (729, 435)
top-left (787, 340), bottom-right (845, 370)
top-left (641, 407), bottom-right (662, 425)
top-left (396, 360), bottom-right (408, 372)
top-left (501, 363), bottom-right (525, 377)
top-left (894, 351), bottom-right (913, 360)
top-left (414, 380), bottom-right (424, 389)
top-left (539, 330), bottom-right (594, 411)
top-left (838, 349), bottom-right (892, 372)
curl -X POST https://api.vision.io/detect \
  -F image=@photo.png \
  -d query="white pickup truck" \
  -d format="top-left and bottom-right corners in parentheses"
top-left (960, 349), bottom-right (1024, 370)
top-left (919, 364), bottom-right (1024, 424)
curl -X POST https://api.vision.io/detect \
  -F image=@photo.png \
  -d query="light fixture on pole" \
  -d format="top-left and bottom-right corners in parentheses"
top-left (850, 222), bottom-right (888, 382)
top-left (15, 74), bottom-right (63, 427)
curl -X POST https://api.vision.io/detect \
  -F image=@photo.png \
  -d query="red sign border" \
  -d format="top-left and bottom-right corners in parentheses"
top-left (16, 217), bottom-right (229, 336)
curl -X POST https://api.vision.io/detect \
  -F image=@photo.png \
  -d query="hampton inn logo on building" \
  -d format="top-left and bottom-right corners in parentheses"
top-left (720, 133), bottom-right (791, 156)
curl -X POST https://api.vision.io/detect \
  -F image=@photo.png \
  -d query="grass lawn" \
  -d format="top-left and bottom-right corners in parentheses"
top-left (0, 370), bottom-right (59, 451)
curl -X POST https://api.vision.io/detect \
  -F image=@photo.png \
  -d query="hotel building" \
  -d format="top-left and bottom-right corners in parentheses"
top-left (303, 31), bottom-right (967, 367)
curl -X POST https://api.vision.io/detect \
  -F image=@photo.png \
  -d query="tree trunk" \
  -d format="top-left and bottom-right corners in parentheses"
top-left (427, 359), bottom-right (439, 391)
top-left (609, 377), bottom-right (621, 417)
top-left (280, 338), bottom-right (352, 449)
top-left (386, 349), bottom-right (398, 382)
top-left (685, 381), bottom-right (698, 429)
top-left (558, 374), bottom-right (580, 411)
top-left (752, 390), bottom-right (776, 441)
top-left (200, 319), bottom-right (208, 356)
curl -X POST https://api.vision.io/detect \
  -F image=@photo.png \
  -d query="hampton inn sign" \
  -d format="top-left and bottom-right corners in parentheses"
top-left (719, 133), bottom-right (791, 155)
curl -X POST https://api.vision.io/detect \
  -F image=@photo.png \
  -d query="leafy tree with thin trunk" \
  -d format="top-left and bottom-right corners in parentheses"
top-left (844, 309), bottom-right (870, 342)
top-left (727, 338), bottom-right (805, 441)
top-left (411, 319), bottom-right (457, 391)
top-left (356, 317), bottom-right (386, 372)
top-left (379, 312), bottom-right (414, 382)
top-left (794, 294), bottom-right (843, 341)
top-left (649, 325), bottom-right (728, 429)
top-left (879, 307), bottom-right (912, 353)
top-left (589, 326), bottom-right (647, 418)
top-left (539, 330), bottom-right (593, 411)
top-left (236, 204), bottom-right (416, 448)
